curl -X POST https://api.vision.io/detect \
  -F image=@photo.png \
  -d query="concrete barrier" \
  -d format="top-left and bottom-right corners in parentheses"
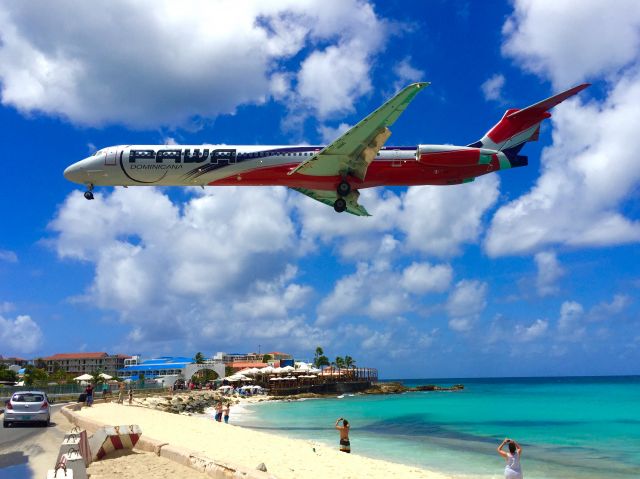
top-left (61, 405), bottom-right (276, 479)
top-left (135, 436), bottom-right (168, 455)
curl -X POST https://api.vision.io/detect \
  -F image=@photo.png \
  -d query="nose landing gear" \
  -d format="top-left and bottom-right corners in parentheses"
top-left (84, 183), bottom-right (94, 200)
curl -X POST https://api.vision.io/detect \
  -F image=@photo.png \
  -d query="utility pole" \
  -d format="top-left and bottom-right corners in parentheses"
top-left (258, 344), bottom-right (261, 355)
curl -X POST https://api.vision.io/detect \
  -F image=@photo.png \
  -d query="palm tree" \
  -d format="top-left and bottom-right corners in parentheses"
top-left (193, 352), bottom-right (205, 364)
top-left (335, 356), bottom-right (345, 369)
top-left (313, 347), bottom-right (324, 367)
top-left (344, 355), bottom-right (355, 369)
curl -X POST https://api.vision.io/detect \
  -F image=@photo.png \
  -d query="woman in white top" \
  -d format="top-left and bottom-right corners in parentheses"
top-left (497, 437), bottom-right (523, 479)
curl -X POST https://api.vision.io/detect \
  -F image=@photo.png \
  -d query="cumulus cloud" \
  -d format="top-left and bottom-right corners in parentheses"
top-left (316, 259), bottom-right (452, 325)
top-left (0, 314), bottom-right (43, 354)
top-left (0, 0), bottom-right (387, 128)
top-left (481, 74), bottom-right (506, 102)
top-left (502, 0), bottom-right (640, 87)
top-left (401, 262), bottom-right (453, 295)
top-left (49, 186), bottom-right (317, 349)
top-left (296, 175), bottom-right (500, 260)
top-left (534, 251), bottom-right (564, 296)
top-left (446, 280), bottom-right (488, 332)
top-left (486, 0), bottom-right (640, 256)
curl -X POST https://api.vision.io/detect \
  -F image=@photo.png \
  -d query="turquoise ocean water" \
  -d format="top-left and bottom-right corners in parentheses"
top-left (235, 376), bottom-right (640, 478)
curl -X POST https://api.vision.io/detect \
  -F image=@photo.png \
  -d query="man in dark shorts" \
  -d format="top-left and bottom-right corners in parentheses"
top-left (335, 417), bottom-right (351, 453)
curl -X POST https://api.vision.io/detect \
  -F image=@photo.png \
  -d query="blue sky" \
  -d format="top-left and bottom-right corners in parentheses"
top-left (0, 0), bottom-right (639, 378)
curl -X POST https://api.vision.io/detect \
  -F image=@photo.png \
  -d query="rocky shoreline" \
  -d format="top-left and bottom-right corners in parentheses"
top-left (131, 382), bottom-right (464, 414)
top-left (363, 382), bottom-right (464, 394)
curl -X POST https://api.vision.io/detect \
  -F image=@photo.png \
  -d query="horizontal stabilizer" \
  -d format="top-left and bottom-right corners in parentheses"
top-left (507, 83), bottom-right (590, 120)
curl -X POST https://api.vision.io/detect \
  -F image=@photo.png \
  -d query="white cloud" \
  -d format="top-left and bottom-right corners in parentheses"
top-left (296, 175), bottom-right (500, 260)
top-left (534, 251), bottom-right (564, 296)
top-left (400, 176), bottom-right (500, 257)
top-left (485, 71), bottom-right (640, 256)
top-left (446, 280), bottom-right (488, 332)
top-left (515, 318), bottom-right (548, 342)
top-left (503, 0), bottom-right (640, 87)
top-left (318, 123), bottom-right (352, 144)
top-left (48, 187), bottom-right (318, 349)
top-left (0, 314), bottom-right (43, 354)
top-left (401, 262), bottom-right (453, 295)
top-left (392, 58), bottom-right (425, 92)
top-left (317, 259), bottom-right (453, 325)
top-left (0, 0), bottom-right (387, 128)
top-left (487, 1), bottom-right (640, 256)
top-left (481, 74), bottom-right (505, 102)
top-left (0, 249), bottom-right (18, 263)
top-left (557, 300), bottom-right (585, 340)
top-left (588, 294), bottom-right (631, 321)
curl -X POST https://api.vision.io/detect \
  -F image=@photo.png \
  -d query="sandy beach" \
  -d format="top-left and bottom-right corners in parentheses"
top-left (75, 402), bottom-right (462, 479)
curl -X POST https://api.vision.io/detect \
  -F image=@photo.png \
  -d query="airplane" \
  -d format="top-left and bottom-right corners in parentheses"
top-left (64, 82), bottom-right (589, 216)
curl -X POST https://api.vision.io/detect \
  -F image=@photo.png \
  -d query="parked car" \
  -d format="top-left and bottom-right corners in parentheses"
top-left (3, 391), bottom-right (50, 427)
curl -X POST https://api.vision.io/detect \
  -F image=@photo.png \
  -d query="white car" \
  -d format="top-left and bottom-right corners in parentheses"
top-left (3, 390), bottom-right (51, 427)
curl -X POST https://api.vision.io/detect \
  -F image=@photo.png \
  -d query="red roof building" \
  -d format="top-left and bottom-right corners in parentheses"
top-left (42, 352), bottom-right (131, 376)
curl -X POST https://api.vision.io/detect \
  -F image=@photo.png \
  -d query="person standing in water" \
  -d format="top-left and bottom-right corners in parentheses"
top-left (335, 417), bottom-right (351, 453)
top-left (497, 438), bottom-right (523, 479)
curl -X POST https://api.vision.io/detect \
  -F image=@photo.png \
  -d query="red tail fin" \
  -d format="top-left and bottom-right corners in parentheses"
top-left (474, 84), bottom-right (590, 152)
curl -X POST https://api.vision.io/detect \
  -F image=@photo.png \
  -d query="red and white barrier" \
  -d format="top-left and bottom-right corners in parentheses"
top-left (88, 425), bottom-right (142, 461)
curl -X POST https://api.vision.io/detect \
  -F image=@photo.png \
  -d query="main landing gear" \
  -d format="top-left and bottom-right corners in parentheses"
top-left (333, 198), bottom-right (347, 213)
top-left (84, 183), bottom-right (94, 200)
top-left (333, 179), bottom-right (351, 213)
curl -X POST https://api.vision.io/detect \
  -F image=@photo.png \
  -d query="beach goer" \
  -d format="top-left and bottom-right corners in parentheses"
top-left (335, 417), bottom-right (351, 453)
top-left (117, 382), bottom-right (125, 404)
top-left (128, 387), bottom-right (133, 405)
top-left (102, 382), bottom-right (110, 401)
top-left (223, 403), bottom-right (230, 424)
top-left (85, 384), bottom-right (94, 407)
top-left (215, 402), bottom-right (223, 422)
top-left (497, 438), bottom-right (523, 479)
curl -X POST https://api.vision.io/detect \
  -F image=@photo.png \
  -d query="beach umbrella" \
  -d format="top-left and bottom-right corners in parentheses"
top-left (74, 374), bottom-right (93, 381)
top-left (269, 377), bottom-right (280, 381)
top-left (309, 368), bottom-right (321, 374)
top-left (261, 366), bottom-right (274, 374)
top-left (99, 373), bottom-right (113, 380)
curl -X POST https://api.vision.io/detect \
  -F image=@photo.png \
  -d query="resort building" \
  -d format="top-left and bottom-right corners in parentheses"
top-left (42, 352), bottom-right (130, 377)
top-left (118, 356), bottom-right (225, 385)
top-left (214, 351), bottom-right (294, 372)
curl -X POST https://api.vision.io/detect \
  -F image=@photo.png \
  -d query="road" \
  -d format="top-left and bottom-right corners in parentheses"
top-left (0, 404), bottom-right (70, 479)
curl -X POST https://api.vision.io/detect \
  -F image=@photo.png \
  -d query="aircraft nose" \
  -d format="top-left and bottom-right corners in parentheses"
top-left (63, 161), bottom-right (85, 184)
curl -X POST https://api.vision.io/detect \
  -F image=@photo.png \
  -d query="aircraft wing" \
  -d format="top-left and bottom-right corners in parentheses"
top-left (291, 187), bottom-right (371, 216)
top-left (288, 82), bottom-right (429, 180)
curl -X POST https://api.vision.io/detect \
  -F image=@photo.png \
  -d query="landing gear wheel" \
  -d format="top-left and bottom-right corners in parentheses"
top-left (333, 198), bottom-right (347, 213)
top-left (84, 191), bottom-right (94, 200)
top-left (337, 180), bottom-right (351, 197)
